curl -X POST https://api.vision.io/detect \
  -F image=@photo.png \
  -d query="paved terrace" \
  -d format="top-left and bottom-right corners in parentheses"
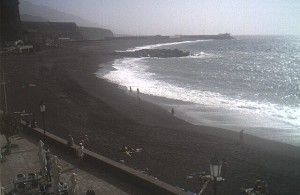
top-left (0, 133), bottom-right (151, 195)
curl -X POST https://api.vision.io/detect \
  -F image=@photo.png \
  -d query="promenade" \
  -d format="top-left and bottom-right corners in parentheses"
top-left (0, 133), bottom-right (152, 195)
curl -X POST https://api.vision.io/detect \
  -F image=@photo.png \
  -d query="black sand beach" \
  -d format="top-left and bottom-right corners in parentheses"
top-left (2, 38), bottom-right (300, 195)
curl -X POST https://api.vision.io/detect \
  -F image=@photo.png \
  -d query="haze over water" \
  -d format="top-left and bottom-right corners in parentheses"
top-left (24, 0), bottom-right (300, 36)
top-left (99, 36), bottom-right (300, 146)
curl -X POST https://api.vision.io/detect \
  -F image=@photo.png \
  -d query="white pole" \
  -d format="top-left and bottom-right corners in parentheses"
top-left (0, 68), bottom-right (2, 112)
top-left (198, 180), bottom-right (211, 195)
top-left (2, 71), bottom-right (8, 113)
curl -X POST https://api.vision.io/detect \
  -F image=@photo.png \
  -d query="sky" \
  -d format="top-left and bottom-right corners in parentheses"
top-left (24, 0), bottom-right (300, 36)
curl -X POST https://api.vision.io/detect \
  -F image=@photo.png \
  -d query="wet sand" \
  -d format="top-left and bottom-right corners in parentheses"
top-left (2, 38), bottom-right (300, 195)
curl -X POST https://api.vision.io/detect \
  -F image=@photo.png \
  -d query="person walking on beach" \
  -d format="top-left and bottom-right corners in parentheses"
top-left (240, 129), bottom-right (244, 144)
top-left (77, 143), bottom-right (84, 162)
top-left (171, 108), bottom-right (175, 116)
top-left (137, 88), bottom-right (140, 95)
top-left (130, 86), bottom-right (132, 92)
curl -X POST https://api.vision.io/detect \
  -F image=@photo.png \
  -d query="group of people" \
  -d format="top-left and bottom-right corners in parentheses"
top-left (38, 140), bottom-right (64, 194)
top-left (67, 134), bottom-right (89, 162)
top-left (39, 138), bottom-right (98, 194)
top-left (66, 135), bottom-right (99, 194)
top-left (241, 180), bottom-right (269, 195)
top-left (129, 86), bottom-right (141, 104)
top-left (129, 86), bottom-right (139, 94)
top-left (119, 145), bottom-right (142, 157)
top-left (25, 119), bottom-right (38, 128)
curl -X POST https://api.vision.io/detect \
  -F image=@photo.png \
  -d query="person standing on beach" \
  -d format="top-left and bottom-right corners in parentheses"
top-left (69, 173), bottom-right (78, 195)
top-left (84, 134), bottom-right (89, 149)
top-left (130, 86), bottom-right (132, 92)
top-left (67, 135), bottom-right (74, 146)
top-left (240, 129), bottom-right (244, 144)
top-left (136, 88), bottom-right (141, 105)
top-left (46, 157), bottom-right (52, 181)
top-left (171, 108), bottom-right (175, 116)
top-left (77, 143), bottom-right (84, 162)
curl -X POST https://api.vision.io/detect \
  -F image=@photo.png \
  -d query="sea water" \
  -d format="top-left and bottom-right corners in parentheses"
top-left (97, 36), bottom-right (300, 146)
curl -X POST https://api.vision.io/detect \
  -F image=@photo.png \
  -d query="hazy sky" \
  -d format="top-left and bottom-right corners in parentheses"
top-left (25, 0), bottom-right (300, 35)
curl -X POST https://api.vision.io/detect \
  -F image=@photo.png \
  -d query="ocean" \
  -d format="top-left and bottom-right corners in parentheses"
top-left (97, 36), bottom-right (300, 146)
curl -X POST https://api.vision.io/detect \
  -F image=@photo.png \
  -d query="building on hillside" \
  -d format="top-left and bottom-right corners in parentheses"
top-left (22, 29), bottom-right (45, 45)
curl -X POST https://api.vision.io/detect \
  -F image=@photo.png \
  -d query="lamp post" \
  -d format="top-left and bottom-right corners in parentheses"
top-left (210, 155), bottom-right (222, 195)
top-left (39, 101), bottom-right (46, 135)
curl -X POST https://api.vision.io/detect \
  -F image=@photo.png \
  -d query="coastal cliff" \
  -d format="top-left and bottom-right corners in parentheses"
top-left (79, 26), bottom-right (113, 40)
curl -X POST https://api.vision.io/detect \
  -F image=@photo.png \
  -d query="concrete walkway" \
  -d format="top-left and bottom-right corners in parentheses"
top-left (0, 133), bottom-right (150, 195)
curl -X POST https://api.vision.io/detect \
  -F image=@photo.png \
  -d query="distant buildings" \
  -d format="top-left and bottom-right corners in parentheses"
top-left (22, 29), bottom-right (45, 45)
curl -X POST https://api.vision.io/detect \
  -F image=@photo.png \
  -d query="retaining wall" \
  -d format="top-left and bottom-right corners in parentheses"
top-left (22, 123), bottom-right (186, 195)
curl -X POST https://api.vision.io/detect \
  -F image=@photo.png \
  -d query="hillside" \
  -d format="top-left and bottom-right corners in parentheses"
top-left (19, 0), bottom-right (98, 27)
top-left (22, 21), bottom-right (83, 40)
top-left (19, 1), bottom-right (114, 40)
top-left (21, 14), bottom-right (48, 22)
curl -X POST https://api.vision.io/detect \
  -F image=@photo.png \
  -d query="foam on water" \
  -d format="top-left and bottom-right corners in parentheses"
top-left (97, 36), bottom-right (300, 146)
top-left (98, 57), bottom-right (300, 130)
top-left (187, 52), bottom-right (217, 59)
top-left (117, 39), bottom-right (211, 52)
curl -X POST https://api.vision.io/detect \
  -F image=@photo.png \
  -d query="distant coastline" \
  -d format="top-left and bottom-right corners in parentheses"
top-left (106, 33), bottom-right (234, 40)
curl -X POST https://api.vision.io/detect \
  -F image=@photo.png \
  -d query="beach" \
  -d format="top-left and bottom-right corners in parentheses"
top-left (2, 38), bottom-right (300, 195)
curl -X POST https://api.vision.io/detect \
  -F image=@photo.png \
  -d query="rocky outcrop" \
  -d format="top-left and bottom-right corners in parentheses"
top-left (78, 27), bottom-right (113, 40)
top-left (115, 49), bottom-right (190, 58)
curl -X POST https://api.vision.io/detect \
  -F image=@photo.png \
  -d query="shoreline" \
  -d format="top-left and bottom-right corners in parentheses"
top-left (99, 66), bottom-right (300, 154)
top-left (2, 38), bottom-right (300, 194)
top-left (99, 42), bottom-right (300, 147)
